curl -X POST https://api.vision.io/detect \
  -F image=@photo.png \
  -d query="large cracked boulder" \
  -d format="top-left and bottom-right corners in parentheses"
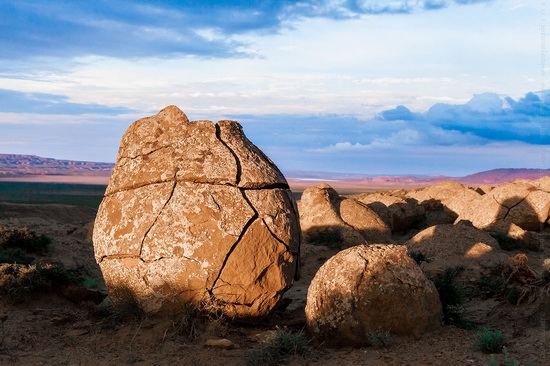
top-left (405, 224), bottom-right (508, 282)
top-left (93, 106), bottom-right (301, 319)
top-left (455, 180), bottom-right (550, 231)
top-left (305, 245), bottom-right (442, 347)
top-left (406, 181), bottom-right (481, 226)
top-left (298, 184), bottom-right (392, 248)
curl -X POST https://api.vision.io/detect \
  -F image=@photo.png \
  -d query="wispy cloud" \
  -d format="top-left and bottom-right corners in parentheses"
top-left (0, 0), bottom-right (495, 61)
top-left (239, 90), bottom-right (547, 174)
top-left (376, 91), bottom-right (550, 145)
top-left (0, 89), bottom-right (135, 115)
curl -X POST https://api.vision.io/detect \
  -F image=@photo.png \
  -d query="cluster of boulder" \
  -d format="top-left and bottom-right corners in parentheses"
top-left (299, 178), bottom-right (549, 345)
top-left (93, 107), bottom-right (549, 348)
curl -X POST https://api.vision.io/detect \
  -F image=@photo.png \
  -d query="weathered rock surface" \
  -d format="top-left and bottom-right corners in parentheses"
top-left (305, 245), bottom-right (442, 347)
top-left (352, 192), bottom-right (425, 232)
top-left (455, 180), bottom-right (550, 231)
top-left (298, 184), bottom-right (392, 248)
top-left (406, 181), bottom-right (481, 226)
top-left (489, 222), bottom-right (543, 251)
top-left (361, 201), bottom-right (393, 230)
top-left (93, 106), bottom-right (300, 319)
top-left (405, 224), bottom-right (508, 282)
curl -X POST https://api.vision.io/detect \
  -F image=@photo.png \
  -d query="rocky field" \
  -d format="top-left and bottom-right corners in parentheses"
top-left (0, 175), bottom-right (549, 366)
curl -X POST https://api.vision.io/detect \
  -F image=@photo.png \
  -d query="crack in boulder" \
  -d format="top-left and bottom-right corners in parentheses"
top-left (93, 106), bottom-right (300, 318)
top-left (138, 181), bottom-right (177, 257)
top-left (207, 213), bottom-right (259, 297)
top-left (500, 195), bottom-right (527, 220)
top-left (105, 178), bottom-right (176, 197)
top-left (261, 217), bottom-right (292, 252)
top-left (215, 123), bottom-right (241, 185)
top-left (98, 253), bottom-right (140, 263)
top-left (127, 145), bottom-right (173, 160)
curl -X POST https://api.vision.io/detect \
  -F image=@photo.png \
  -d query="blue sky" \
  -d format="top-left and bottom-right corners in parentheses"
top-left (0, 0), bottom-right (547, 176)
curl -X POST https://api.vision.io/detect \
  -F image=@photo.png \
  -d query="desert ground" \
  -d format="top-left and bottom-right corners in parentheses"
top-left (0, 179), bottom-right (549, 366)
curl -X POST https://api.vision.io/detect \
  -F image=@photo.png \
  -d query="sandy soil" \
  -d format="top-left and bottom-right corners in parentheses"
top-left (1, 201), bottom-right (549, 366)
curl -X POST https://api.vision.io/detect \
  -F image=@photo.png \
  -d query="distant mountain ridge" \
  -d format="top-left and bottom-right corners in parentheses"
top-left (455, 168), bottom-right (550, 185)
top-left (0, 154), bottom-right (548, 186)
top-left (0, 154), bottom-right (114, 177)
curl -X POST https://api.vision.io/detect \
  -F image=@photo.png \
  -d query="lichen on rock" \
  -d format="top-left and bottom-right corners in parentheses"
top-left (93, 106), bottom-right (301, 319)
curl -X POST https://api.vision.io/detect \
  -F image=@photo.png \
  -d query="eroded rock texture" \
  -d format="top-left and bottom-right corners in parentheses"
top-left (406, 181), bottom-right (482, 226)
top-left (305, 245), bottom-right (442, 347)
top-left (298, 183), bottom-right (392, 248)
top-left (405, 223), bottom-right (508, 282)
top-left (93, 106), bottom-right (300, 319)
top-left (455, 180), bottom-right (550, 231)
top-left (352, 192), bottom-right (425, 232)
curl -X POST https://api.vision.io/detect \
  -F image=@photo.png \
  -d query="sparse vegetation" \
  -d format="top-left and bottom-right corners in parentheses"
top-left (105, 290), bottom-right (145, 325)
top-left (431, 266), bottom-right (472, 329)
top-left (476, 327), bottom-right (506, 354)
top-left (476, 275), bottom-right (504, 299)
top-left (244, 328), bottom-right (311, 366)
top-left (367, 329), bottom-right (393, 348)
top-left (0, 263), bottom-right (84, 303)
top-left (307, 229), bottom-right (344, 249)
top-left (409, 250), bottom-right (431, 265)
top-left (506, 286), bottom-right (520, 305)
top-left (0, 226), bottom-right (51, 264)
top-left (491, 232), bottom-right (523, 251)
top-left (483, 347), bottom-right (528, 366)
top-left (0, 248), bottom-right (34, 265)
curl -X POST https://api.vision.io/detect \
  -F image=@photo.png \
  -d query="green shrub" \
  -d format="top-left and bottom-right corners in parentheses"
top-left (507, 286), bottom-right (520, 305)
top-left (367, 330), bottom-right (393, 348)
top-left (0, 263), bottom-right (83, 303)
top-left (476, 275), bottom-right (504, 299)
top-left (244, 346), bottom-right (278, 366)
top-left (476, 327), bottom-right (506, 353)
top-left (0, 248), bottom-right (34, 265)
top-left (244, 329), bottom-right (310, 366)
top-left (0, 226), bottom-right (51, 265)
top-left (409, 250), bottom-right (431, 265)
top-left (431, 266), bottom-right (472, 328)
top-left (490, 232), bottom-right (522, 251)
top-left (483, 347), bottom-right (528, 366)
top-left (0, 226), bottom-right (50, 254)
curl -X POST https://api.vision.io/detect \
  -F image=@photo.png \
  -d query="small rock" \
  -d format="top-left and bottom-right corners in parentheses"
top-left (204, 338), bottom-right (238, 350)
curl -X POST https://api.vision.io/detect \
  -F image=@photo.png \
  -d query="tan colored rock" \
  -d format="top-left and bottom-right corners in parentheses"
top-left (490, 222), bottom-right (543, 251)
top-left (353, 192), bottom-right (425, 232)
top-left (406, 181), bottom-right (481, 226)
top-left (362, 201), bottom-right (393, 230)
top-left (204, 338), bottom-right (237, 350)
top-left (456, 180), bottom-right (550, 231)
top-left (405, 224), bottom-right (508, 281)
top-left (305, 245), bottom-right (442, 347)
top-left (533, 176), bottom-right (550, 192)
top-left (476, 184), bottom-right (495, 195)
top-left (298, 184), bottom-right (392, 248)
top-left (93, 106), bottom-right (300, 319)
